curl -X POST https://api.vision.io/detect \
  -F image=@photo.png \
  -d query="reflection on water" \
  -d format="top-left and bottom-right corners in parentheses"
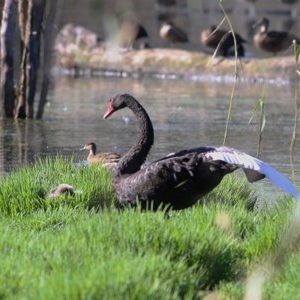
top-left (0, 120), bottom-right (47, 174)
top-left (0, 76), bottom-right (299, 199)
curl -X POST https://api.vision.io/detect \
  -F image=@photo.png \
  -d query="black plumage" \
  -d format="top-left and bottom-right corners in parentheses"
top-left (200, 25), bottom-right (247, 57)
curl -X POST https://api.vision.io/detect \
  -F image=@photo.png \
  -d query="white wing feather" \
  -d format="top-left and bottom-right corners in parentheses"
top-left (207, 148), bottom-right (300, 201)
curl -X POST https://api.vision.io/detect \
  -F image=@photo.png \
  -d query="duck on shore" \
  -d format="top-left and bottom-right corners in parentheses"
top-left (117, 19), bottom-right (149, 51)
top-left (200, 25), bottom-right (247, 57)
top-left (159, 21), bottom-right (189, 46)
top-left (253, 17), bottom-right (300, 55)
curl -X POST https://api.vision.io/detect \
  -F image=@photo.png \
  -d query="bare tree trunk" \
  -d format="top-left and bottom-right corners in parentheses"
top-left (26, 0), bottom-right (46, 119)
top-left (0, 0), bottom-right (17, 118)
top-left (2, 0), bottom-right (59, 120)
top-left (15, 0), bottom-right (29, 119)
top-left (36, 0), bottom-right (60, 119)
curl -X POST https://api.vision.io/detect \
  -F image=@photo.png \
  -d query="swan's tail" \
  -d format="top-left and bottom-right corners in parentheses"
top-left (207, 148), bottom-right (300, 201)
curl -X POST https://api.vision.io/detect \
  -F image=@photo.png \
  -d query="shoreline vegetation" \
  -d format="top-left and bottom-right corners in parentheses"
top-left (1, 157), bottom-right (300, 299)
top-left (55, 24), bottom-right (299, 85)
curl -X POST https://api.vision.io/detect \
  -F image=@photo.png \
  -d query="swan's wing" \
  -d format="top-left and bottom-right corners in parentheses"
top-left (152, 146), bottom-right (300, 201)
top-left (161, 146), bottom-right (217, 161)
top-left (205, 146), bottom-right (300, 201)
top-left (146, 152), bottom-right (200, 182)
top-left (116, 152), bottom-right (202, 204)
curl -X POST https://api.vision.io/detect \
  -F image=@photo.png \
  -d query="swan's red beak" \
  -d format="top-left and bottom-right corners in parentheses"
top-left (103, 100), bottom-right (114, 119)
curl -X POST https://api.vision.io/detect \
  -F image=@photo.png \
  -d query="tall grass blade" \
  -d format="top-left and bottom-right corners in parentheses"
top-left (216, 0), bottom-right (240, 145)
top-left (249, 92), bottom-right (266, 158)
top-left (206, 17), bottom-right (226, 66)
top-left (290, 41), bottom-right (300, 182)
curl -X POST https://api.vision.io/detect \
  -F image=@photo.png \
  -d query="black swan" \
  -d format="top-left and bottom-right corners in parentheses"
top-left (103, 93), bottom-right (300, 210)
top-left (253, 18), bottom-right (300, 55)
top-left (81, 142), bottom-right (121, 165)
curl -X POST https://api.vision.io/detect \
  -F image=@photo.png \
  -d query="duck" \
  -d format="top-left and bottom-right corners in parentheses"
top-left (46, 184), bottom-right (75, 199)
top-left (81, 142), bottom-right (121, 165)
top-left (159, 21), bottom-right (189, 45)
top-left (200, 25), bottom-right (247, 57)
top-left (103, 93), bottom-right (300, 211)
top-left (253, 17), bottom-right (300, 55)
top-left (117, 19), bottom-right (149, 51)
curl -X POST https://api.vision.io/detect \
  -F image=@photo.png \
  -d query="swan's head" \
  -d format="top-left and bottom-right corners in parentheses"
top-left (103, 93), bottom-right (131, 119)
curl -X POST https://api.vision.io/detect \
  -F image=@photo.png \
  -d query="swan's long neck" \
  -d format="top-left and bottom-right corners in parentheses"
top-left (118, 98), bottom-right (154, 175)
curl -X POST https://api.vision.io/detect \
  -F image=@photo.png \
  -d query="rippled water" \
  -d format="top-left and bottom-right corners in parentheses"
top-left (0, 76), bottom-right (299, 200)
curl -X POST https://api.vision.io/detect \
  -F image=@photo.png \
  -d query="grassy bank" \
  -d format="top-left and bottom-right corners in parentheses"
top-left (0, 157), bottom-right (299, 299)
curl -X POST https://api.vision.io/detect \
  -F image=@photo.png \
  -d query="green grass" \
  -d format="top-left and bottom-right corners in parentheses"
top-left (0, 156), bottom-right (299, 299)
top-left (0, 156), bottom-right (114, 217)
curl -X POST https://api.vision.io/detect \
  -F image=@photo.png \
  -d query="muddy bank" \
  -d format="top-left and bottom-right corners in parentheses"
top-left (56, 47), bottom-right (299, 84)
top-left (54, 25), bottom-right (298, 84)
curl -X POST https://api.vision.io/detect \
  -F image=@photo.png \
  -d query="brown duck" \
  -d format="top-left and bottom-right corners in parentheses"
top-left (159, 21), bottom-right (188, 45)
top-left (200, 25), bottom-right (247, 57)
top-left (117, 19), bottom-right (149, 51)
top-left (253, 17), bottom-right (300, 55)
top-left (46, 184), bottom-right (75, 199)
top-left (103, 93), bottom-right (300, 211)
top-left (81, 142), bottom-right (121, 165)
